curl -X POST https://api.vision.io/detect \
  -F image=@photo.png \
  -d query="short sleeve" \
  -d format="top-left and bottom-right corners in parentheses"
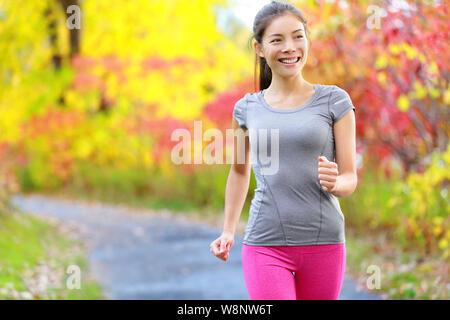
top-left (232, 95), bottom-right (248, 130)
top-left (329, 86), bottom-right (355, 123)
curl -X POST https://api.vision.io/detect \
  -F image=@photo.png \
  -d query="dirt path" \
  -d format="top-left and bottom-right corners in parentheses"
top-left (11, 194), bottom-right (382, 300)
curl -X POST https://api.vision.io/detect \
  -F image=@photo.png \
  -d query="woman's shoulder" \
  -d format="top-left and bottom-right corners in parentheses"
top-left (245, 90), bottom-right (261, 101)
top-left (316, 84), bottom-right (352, 101)
top-left (320, 84), bottom-right (350, 94)
top-left (235, 91), bottom-right (261, 108)
top-left (317, 83), bottom-right (338, 93)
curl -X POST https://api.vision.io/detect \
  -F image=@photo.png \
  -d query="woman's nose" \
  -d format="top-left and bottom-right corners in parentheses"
top-left (282, 39), bottom-right (296, 52)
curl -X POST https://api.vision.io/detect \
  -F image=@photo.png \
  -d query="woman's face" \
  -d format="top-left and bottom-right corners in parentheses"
top-left (255, 13), bottom-right (309, 78)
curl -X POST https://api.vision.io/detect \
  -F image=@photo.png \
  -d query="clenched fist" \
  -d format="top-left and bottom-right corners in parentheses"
top-left (318, 156), bottom-right (339, 193)
top-left (209, 232), bottom-right (234, 262)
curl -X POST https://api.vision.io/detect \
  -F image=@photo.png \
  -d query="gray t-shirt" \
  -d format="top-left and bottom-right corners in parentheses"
top-left (232, 84), bottom-right (355, 246)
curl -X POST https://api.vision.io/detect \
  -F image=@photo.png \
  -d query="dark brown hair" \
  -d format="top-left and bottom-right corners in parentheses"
top-left (249, 1), bottom-right (311, 91)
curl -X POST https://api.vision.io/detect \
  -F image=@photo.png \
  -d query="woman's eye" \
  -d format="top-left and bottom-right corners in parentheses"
top-left (271, 39), bottom-right (280, 43)
top-left (296, 35), bottom-right (303, 39)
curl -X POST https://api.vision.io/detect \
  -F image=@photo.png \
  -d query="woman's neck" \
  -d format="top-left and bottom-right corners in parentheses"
top-left (265, 74), bottom-right (312, 97)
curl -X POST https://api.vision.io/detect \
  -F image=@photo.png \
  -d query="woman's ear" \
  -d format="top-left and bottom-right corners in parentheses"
top-left (254, 41), bottom-right (265, 58)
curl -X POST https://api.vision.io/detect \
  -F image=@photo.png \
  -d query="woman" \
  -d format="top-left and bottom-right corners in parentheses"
top-left (209, 1), bottom-right (357, 300)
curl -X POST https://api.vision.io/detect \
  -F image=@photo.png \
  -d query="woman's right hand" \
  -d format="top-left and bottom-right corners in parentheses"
top-left (209, 232), bottom-right (234, 261)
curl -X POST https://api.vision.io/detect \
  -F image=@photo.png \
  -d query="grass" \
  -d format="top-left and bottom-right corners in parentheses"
top-left (345, 228), bottom-right (449, 300)
top-left (0, 207), bottom-right (104, 300)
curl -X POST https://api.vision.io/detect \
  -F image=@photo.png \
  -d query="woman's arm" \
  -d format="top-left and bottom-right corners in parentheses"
top-left (331, 109), bottom-right (357, 198)
top-left (222, 118), bottom-right (252, 236)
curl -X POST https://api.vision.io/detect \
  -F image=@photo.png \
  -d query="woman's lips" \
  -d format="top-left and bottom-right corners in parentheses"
top-left (278, 56), bottom-right (301, 65)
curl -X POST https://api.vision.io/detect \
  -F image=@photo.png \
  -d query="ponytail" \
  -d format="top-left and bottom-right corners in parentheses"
top-left (259, 57), bottom-right (272, 91)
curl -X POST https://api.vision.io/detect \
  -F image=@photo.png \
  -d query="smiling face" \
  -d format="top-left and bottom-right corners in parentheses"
top-left (254, 13), bottom-right (309, 78)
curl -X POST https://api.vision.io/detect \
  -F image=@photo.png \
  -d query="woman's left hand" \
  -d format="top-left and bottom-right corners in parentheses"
top-left (318, 156), bottom-right (339, 193)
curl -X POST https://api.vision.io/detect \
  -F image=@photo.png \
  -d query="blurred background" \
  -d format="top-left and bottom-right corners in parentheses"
top-left (0, 0), bottom-right (448, 299)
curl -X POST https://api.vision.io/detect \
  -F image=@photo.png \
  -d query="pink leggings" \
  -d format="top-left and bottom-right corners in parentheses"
top-left (242, 243), bottom-right (345, 300)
